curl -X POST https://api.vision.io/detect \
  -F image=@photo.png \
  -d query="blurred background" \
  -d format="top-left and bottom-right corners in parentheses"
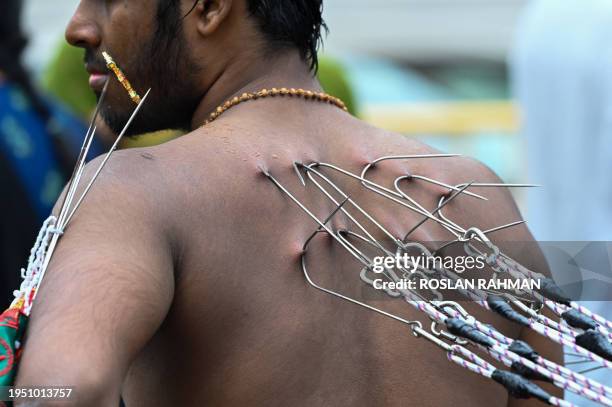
top-left (22, 0), bottom-right (525, 180)
top-left (9, 0), bottom-right (611, 250)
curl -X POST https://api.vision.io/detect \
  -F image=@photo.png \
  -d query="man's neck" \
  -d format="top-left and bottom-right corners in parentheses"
top-left (190, 51), bottom-right (321, 130)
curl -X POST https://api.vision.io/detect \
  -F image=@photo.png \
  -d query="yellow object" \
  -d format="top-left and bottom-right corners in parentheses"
top-left (120, 130), bottom-right (182, 148)
top-left (361, 100), bottom-right (518, 136)
top-left (102, 51), bottom-right (141, 105)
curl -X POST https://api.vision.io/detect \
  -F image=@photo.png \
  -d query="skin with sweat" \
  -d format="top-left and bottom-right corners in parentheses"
top-left (14, 1), bottom-right (561, 406)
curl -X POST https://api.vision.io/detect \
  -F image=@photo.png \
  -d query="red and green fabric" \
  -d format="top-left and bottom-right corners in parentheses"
top-left (0, 306), bottom-right (27, 386)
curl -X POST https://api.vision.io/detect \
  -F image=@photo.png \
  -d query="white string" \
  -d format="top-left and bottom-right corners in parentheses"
top-left (11, 216), bottom-right (61, 315)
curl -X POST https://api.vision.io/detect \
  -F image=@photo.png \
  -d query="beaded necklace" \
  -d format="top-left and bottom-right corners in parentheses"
top-left (203, 87), bottom-right (348, 126)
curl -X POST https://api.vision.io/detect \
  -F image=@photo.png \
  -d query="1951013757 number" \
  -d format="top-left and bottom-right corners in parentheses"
top-left (4, 386), bottom-right (73, 401)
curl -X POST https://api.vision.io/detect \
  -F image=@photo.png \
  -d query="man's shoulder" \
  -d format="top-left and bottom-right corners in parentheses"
top-left (373, 130), bottom-right (503, 183)
top-left (372, 130), bottom-right (527, 235)
top-left (53, 146), bottom-right (171, 226)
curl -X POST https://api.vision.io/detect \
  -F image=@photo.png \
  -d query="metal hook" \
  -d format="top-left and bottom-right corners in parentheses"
top-left (300, 239), bottom-right (423, 330)
top-left (408, 175), bottom-right (487, 201)
top-left (302, 164), bottom-right (399, 252)
top-left (313, 162), bottom-right (464, 236)
top-left (360, 154), bottom-right (461, 193)
top-left (293, 161), bottom-right (307, 186)
top-left (302, 196), bottom-right (352, 250)
top-left (402, 181), bottom-right (476, 241)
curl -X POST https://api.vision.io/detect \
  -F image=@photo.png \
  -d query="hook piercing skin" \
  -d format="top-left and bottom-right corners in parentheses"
top-left (265, 158), bottom-right (612, 407)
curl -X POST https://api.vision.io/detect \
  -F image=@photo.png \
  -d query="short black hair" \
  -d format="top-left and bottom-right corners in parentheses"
top-left (246, 0), bottom-right (326, 72)
top-left (156, 0), bottom-right (327, 72)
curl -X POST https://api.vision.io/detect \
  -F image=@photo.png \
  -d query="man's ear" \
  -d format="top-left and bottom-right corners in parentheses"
top-left (194, 0), bottom-right (233, 37)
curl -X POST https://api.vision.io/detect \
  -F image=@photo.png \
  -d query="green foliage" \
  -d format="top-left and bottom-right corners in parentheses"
top-left (317, 56), bottom-right (358, 116)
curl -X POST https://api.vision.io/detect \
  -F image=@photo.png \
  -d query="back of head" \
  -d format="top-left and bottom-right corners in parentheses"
top-left (155, 0), bottom-right (326, 70)
top-left (245, 0), bottom-right (326, 71)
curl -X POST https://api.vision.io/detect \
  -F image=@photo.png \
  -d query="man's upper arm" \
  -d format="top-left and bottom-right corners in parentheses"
top-left (14, 158), bottom-right (175, 406)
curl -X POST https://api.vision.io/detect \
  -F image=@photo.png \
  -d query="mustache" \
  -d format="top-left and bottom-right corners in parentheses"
top-left (84, 49), bottom-right (108, 73)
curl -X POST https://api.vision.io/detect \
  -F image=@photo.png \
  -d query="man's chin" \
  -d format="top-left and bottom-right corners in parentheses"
top-left (98, 93), bottom-right (195, 138)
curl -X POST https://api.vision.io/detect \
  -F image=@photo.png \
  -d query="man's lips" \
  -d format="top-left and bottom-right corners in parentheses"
top-left (88, 72), bottom-right (109, 91)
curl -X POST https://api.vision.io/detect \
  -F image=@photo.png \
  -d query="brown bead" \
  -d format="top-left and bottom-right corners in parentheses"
top-left (201, 89), bottom-right (347, 128)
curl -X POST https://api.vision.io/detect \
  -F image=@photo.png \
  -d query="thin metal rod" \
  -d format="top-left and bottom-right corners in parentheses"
top-left (455, 182), bottom-right (541, 188)
top-left (59, 128), bottom-right (97, 228)
top-left (435, 182), bottom-right (538, 238)
top-left (403, 182), bottom-right (475, 241)
top-left (56, 80), bottom-right (109, 227)
top-left (31, 89), bottom-right (152, 307)
top-left (394, 175), bottom-right (468, 238)
top-left (366, 154), bottom-right (461, 168)
top-left (335, 231), bottom-right (415, 289)
top-left (265, 170), bottom-right (370, 268)
top-left (314, 162), bottom-right (463, 237)
top-left (483, 221), bottom-right (527, 235)
top-left (293, 161), bottom-right (306, 186)
top-left (565, 360), bottom-right (597, 365)
top-left (62, 88), bottom-right (152, 228)
top-left (302, 196), bottom-right (351, 249)
top-left (435, 193), bottom-right (467, 235)
top-left (578, 365), bottom-right (606, 375)
top-left (409, 175), bottom-right (487, 201)
top-left (301, 164), bottom-right (399, 252)
top-left (360, 154), bottom-right (461, 198)
top-left (334, 231), bottom-right (379, 268)
top-left (267, 170), bottom-right (428, 303)
top-left (300, 253), bottom-right (422, 329)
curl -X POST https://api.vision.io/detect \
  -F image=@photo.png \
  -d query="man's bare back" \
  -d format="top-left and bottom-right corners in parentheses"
top-left (15, 99), bottom-right (559, 406)
top-left (12, 1), bottom-right (561, 405)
